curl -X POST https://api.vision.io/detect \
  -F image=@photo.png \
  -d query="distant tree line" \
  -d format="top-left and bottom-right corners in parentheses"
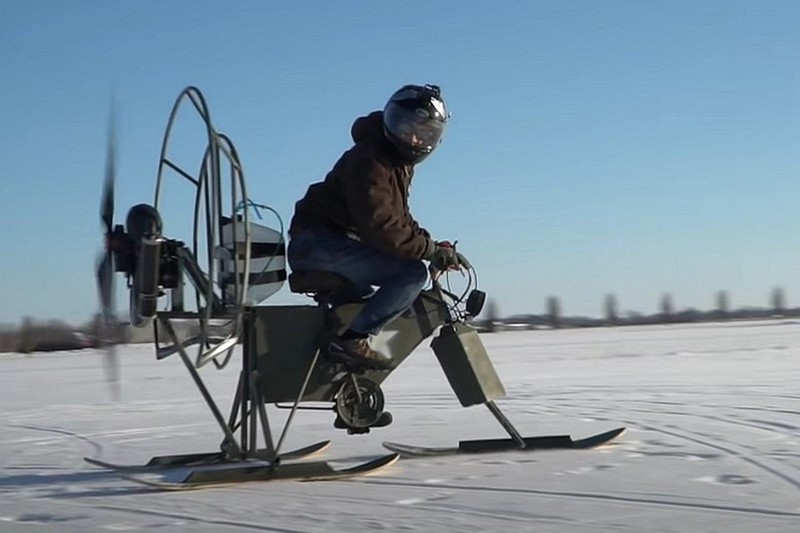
top-left (0, 287), bottom-right (795, 351)
top-left (0, 314), bottom-right (227, 354)
top-left (0, 315), bottom-right (127, 354)
top-left (475, 287), bottom-right (794, 331)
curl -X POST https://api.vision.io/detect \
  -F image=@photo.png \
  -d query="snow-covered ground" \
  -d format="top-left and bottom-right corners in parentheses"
top-left (1, 320), bottom-right (799, 532)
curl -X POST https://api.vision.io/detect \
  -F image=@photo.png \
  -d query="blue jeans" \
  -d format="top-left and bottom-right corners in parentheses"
top-left (288, 229), bottom-right (429, 335)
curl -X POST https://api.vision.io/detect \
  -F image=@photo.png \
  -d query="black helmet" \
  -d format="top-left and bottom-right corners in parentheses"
top-left (383, 84), bottom-right (449, 163)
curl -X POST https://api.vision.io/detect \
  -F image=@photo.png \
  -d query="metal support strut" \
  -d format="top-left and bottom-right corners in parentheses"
top-left (161, 317), bottom-right (243, 458)
top-left (486, 401), bottom-right (527, 449)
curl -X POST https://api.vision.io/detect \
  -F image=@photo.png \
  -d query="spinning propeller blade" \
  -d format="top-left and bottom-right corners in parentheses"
top-left (96, 106), bottom-right (120, 398)
top-left (96, 251), bottom-right (115, 320)
top-left (101, 113), bottom-right (115, 234)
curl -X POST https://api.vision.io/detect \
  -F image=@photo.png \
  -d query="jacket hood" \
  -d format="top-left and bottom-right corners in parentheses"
top-left (351, 111), bottom-right (385, 145)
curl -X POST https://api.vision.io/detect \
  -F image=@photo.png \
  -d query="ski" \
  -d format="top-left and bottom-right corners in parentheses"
top-left (84, 439), bottom-right (331, 472)
top-left (383, 427), bottom-right (625, 457)
top-left (109, 453), bottom-right (400, 491)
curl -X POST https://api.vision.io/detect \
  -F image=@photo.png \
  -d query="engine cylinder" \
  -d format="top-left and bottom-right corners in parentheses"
top-left (126, 204), bottom-right (163, 241)
top-left (130, 236), bottom-right (162, 327)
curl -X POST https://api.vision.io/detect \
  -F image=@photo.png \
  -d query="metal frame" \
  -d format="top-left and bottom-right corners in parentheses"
top-left (114, 86), bottom-right (542, 482)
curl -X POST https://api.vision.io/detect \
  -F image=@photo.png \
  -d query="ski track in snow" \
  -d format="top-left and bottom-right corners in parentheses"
top-left (1, 321), bottom-right (800, 531)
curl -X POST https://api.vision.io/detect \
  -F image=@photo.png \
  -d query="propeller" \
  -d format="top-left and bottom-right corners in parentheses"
top-left (96, 106), bottom-right (120, 399)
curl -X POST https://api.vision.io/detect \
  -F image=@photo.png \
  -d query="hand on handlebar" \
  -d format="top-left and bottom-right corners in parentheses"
top-left (428, 240), bottom-right (471, 272)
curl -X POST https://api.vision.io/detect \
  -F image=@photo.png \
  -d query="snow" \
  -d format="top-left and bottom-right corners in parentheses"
top-left (2, 320), bottom-right (800, 532)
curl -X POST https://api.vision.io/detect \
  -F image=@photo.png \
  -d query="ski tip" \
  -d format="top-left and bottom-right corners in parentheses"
top-left (301, 453), bottom-right (401, 482)
top-left (381, 452), bottom-right (401, 468)
top-left (382, 441), bottom-right (459, 457)
top-left (361, 452), bottom-right (401, 471)
top-left (572, 426), bottom-right (627, 449)
top-left (84, 457), bottom-right (108, 468)
top-left (606, 426), bottom-right (627, 439)
top-left (279, 439), bottom-right (332, 460)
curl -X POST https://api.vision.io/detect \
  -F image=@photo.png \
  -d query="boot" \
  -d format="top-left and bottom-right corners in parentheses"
top-left (326, 336), bottom-right (394, 371)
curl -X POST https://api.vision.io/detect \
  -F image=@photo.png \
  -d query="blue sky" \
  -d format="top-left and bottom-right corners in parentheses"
top-left (2, 0), bottom-right (799, 324)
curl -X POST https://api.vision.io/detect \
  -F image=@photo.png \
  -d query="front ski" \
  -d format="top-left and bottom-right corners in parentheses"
top-left (383, 427), bottom-right (625, 457)
top-left (110, 453), bottom-right (400, 491)
top-left (84, 439), bottom-right (331, 472)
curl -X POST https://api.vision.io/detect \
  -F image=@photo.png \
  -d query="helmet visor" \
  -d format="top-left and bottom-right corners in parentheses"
top-left (384, 105), bottom-right (445, 153)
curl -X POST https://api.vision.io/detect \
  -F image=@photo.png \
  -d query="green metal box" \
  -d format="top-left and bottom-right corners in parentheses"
top-left (431, 323), bottom-right (506, 407)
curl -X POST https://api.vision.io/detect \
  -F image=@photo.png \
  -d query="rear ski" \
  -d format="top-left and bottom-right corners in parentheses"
top-left (109, 453), bottom-right (400, 490)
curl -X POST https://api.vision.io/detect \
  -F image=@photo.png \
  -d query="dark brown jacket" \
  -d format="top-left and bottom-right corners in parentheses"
top-left (289, 111), bottom-right (435, 260)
